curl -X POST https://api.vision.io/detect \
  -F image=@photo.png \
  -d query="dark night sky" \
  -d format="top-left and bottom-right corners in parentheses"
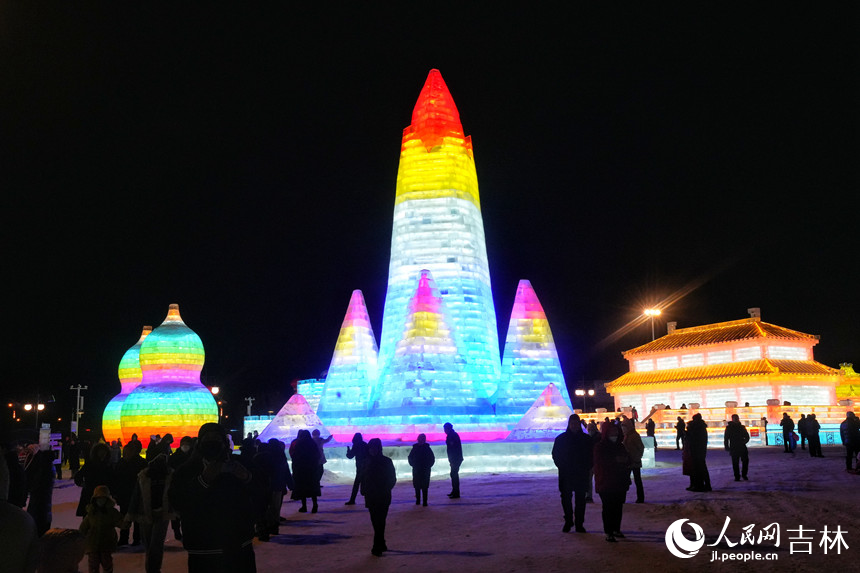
top-left (2, 5), bottom-right (857, 427)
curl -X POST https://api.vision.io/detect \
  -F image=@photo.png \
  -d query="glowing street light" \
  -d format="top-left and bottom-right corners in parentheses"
top-left (574, 388), bottom-right (595, 412)
top-left (210, 386), bottom-right (220, 395)
top-left (644, 308), bottom-right (661, 341)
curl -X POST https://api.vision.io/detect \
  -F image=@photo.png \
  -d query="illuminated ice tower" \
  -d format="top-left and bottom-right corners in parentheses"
top-left (102, 325), bottom-right (151, 444)
top-left (120, 304), bottom-right (218, 447)
top-left (376, 69), bottom-right (501, 402)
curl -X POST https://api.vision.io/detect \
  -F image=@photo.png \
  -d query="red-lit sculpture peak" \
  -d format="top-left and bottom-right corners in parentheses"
top-left (407, 69), bottom-right (469, 151)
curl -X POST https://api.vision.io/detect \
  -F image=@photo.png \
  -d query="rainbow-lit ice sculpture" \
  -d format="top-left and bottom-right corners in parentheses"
top-left (258, 394), bottom-right (330, 445)
top-left (507, 383), bottom-right (573, 440)
top-left (494, 280), bottom-right (571, 422)
top-left (102, 325), bottom-right (151, 444)
top-left (268, 70), bottom-right (570, 445)
top-left (120, 304), bottom-right (218, 447)
top-left (316, 290), bottom-right (379, 420)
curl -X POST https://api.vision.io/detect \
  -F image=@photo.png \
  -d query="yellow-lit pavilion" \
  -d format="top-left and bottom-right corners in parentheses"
top-left (606, 308), bottom-right (842, 412)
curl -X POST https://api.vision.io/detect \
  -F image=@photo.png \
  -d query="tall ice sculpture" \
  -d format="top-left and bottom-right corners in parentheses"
top-left (120, 304), bottom-right (218, 447)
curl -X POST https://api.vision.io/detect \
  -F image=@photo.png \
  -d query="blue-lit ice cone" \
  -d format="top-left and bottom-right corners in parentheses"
top-left (372, 270), bottom-right (493, 417)
top-left (494, 280), bottom-right (571, 422)
top-left (317, 290), bottom-right (379, 421)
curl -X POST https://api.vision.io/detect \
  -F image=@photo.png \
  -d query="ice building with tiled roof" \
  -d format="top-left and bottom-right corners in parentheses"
top-left (606, 308), bottom-right (841, 412)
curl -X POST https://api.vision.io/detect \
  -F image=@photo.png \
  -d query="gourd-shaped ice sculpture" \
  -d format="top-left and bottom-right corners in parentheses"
top-left (102, 325), bottom-right (152, 444)
top-left (121, 304), bottom-right (218, 448)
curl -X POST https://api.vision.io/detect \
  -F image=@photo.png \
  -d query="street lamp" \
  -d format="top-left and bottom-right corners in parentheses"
top-left (644, 308), bottom-right (661, 341)
top-left (574, 389), bottom-right (595, 412)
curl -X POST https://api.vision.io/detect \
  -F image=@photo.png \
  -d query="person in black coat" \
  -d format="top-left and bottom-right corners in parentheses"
top-left (797, 414), bottom-right (808, 450)
top-left (806, 413), bottom-right (823, 458)
top-left (840, 412), bottom-right (860, 471)
top-left (75, 443), bottom-right (114, 517)
top-left (593, 422), bottom-right (631, 542)
top-left (407, 434), bottom-right (435, 507)
top-left (113, 441), bottom-right (147, 546)
top-left (645, 418), bottom-right (656, 449)
top-left (552, 414), bottom-right (593, 533)
top-left (168, 423), bottom-right (256, 573)
top-left (780, 413), bottom-right (795, 453)
top-left (345, 433), bottom-right (369, 506)
top-left (2, 442), bottom-right (28, 508)
top-left (360, 438), bottom-right (396, 556)
top-left (675, 417), bottom-right (686, 450)
top-left (290, 430), bottom-right (321, 513)
top-left (684, 414), bottom-right (711, 492)
top-left (22, 443), bottom-right (55, 536)
top-left (444, 422), bottom-right (463, 499)
top-left (723, 414), bottom-right (749, 481)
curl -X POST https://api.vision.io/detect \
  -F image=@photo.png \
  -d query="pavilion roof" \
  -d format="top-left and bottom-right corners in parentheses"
top-left (625, 317), bottom-right (818, 357)
top-left (607, 359), bottom-right (839, 390)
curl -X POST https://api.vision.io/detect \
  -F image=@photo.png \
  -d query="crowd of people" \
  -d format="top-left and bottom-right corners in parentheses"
top-left (2, 409), bottom-right (859, 570)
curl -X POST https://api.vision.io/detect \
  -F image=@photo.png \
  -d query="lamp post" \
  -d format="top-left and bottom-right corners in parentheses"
top-left (574, 388), bottom-right (595, 412)
top-left (644, 308), bottom-right (661, 341)
top-left (70, 385), bottom-right (88, 434)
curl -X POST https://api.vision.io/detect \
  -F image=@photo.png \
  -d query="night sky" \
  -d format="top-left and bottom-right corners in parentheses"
top-left (3, 5), bottom-right (857, 429)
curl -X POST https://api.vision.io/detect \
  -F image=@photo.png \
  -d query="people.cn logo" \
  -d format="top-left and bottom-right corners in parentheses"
top-left (665, 519), bottom-right (706, 558)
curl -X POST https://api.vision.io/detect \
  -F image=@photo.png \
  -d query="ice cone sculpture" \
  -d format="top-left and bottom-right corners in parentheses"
top-left (102, 326), bottom-right (152, 444)
top-left (494, 280), bottom-right (571, 421)
top-left (507, 383), bottom-right (574, 440)
top-left (377, 69), bottom-right (501, 400)
top-left (258, 394), bottom-right (331, 445)
top-left (121, 304), bottom-right (218, 447)
top-left (372, 270), bottom-right (492, 416)
top-left (317, 290), bottom-right (379, 421)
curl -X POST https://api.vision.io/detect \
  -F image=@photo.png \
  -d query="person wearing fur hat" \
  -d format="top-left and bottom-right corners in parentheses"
top-left (125, 453), bottom-right (178, 573)
top-left (79, 484), bottom-right (122, 572)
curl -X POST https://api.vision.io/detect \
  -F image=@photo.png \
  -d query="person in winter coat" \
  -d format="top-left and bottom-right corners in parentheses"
top-left (593, 422), bottom-right (631, 542)
top-left (168, 423), bottom-right (256, 573)
top-left (684, 413), bottom-right (711, 492)
top-left (22, 443), bottom-right (54, 536)
top-left (79, 485), bottom-right (122, 573)
top-left (344, 433), bottom-right (369, 506)
top-left (444, 422), bottom-right (463, 498)
top-left (723, 414), bottom-right (750, 481)
top-left (645, 418), bottom-right (656, 449)
top-left (407, 434), bottom-right (435, 507)
top-left (290, 430), bottom-right (321, 513)
top-left (125, 454), bottom-right (178, 573)
top-left (360, 438), bottom-right (396, 556)
top-left (166, 435), bottom-right (193, 541)
top-left (311, 429), bottom-right (332, 483)
top-left (75, 443), bottom-right (114, 517)
top-left (840, 411), bottom-right (860, 471)
top-left (552, 414), bottom-right (593, 533)
top-left (806, 413), bottom-right (823, 458)
top-left (112, 441), bottom-right (147, 546)
top-left (67, 435), bottom-right (82, 479)
top-left (675, 417), bottom-right (686, 450)
top-left (780, 413), bottom-right (795, 453)
top-left (621, 419), bottom-right (645, 503)
top-left (797, 414), bottom-right (808, 450)
top-left (252, 439), bottom-right (295, 541)
top-left (0, 450), bottom-right (39, 572)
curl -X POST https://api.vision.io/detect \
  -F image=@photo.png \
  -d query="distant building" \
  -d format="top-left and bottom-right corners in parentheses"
top-left (606, 308), bottom-right (841, 412)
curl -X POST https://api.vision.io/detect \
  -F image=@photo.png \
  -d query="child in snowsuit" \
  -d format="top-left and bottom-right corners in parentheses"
top-left (79, 485), bottom-right (122, 573)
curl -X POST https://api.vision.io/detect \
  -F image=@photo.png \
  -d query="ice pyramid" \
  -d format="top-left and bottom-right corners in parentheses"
top-left (317, 290), bottom-right (379, 421)
top-left (372, 270), bottom-right (492, 416)
top-left (376, 69), bottom-right (501, 400)
top-left (103, 325), bottom-right (151, 444)
top-left (507, 383), bottom-right (574, 440)
top-left (494, 280), bottom-right (571, 421)
top-left (258, 394), bottom-right (331, 445)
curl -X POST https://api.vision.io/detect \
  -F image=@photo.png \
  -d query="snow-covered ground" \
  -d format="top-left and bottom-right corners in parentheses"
top-left (48, 445), bottom-right (857, 572)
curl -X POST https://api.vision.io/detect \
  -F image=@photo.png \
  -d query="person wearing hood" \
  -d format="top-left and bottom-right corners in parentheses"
top-left (344, 433), bottom-right (369, 506)
top-left (168, 423), bottom-right (256, 573)
top-left (593, 422), bottom-right (631, 542)
top-left (723, 414), bottom-right (750, 481)
top-left (290, 430), bottom-right (321, 514)
top-left (360, 438), bottom-right (396, 556)
top-left (125, 453), bottom-right (178, 573)
top-left (552, 414), bottom-right (593, 533)
top-left (407, 434), bottom-right (435, 507)
top-left (79, 485), bottom-right (122, 573)
top-left (621, 418), bottom-right (645, 503)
